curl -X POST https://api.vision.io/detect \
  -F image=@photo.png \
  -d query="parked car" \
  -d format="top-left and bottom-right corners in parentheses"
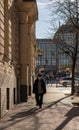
top-left (59, 77), bottom-right (79, 87)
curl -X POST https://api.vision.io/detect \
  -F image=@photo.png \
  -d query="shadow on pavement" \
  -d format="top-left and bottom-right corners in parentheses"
top-left (55, 107), bottom-right (79, 130)
top-left (0, 94), bottom-right (76, 130)
top-left (9, 94), bottom-right (71, 121)
top-left (8, 107), bottom-right (38, 121)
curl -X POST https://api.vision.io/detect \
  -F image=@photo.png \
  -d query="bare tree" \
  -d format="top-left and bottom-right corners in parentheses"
top-left (50, 0), bottom-right (79, 95)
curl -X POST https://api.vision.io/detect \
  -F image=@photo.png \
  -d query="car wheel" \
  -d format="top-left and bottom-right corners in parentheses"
top-left (63, 82), bottom-right (67, 87)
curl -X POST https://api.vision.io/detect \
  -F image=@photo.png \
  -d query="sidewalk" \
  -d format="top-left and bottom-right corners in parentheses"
top-left (0, 85), bottom-right (79, 130)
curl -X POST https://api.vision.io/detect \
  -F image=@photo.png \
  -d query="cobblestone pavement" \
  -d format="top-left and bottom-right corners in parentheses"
top-left (0, 85), bottom-right (79, 130)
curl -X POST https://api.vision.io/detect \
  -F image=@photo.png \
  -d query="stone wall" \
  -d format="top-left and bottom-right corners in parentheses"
top-left (0, 0), bottom-right (38, 117)
top-left (0, 0), bottom-right (19, 117)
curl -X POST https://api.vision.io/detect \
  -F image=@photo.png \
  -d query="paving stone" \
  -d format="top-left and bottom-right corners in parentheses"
top-left (0, 86), bottom-right (79, 130)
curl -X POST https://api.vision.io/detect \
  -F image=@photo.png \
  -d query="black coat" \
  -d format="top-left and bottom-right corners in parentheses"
top-left (33, 78), bottom-right (46, 94)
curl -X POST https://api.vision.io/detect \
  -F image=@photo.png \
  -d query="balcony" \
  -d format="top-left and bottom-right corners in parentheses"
top-left (16, 0), bottom-right (38, 22)
top-left (16, 0), bottom-right (37, 11)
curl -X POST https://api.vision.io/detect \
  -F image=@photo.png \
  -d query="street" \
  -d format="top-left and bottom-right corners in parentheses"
top-left (0, 85), bottom-right (79, 130)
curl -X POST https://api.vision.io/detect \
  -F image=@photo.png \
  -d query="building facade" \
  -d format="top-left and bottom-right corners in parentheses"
top-left (36, 39), bottom-right (57, 76)
top-left (0, 0), bottom-right (38, 117)
top-left (36, 38), bottom-right (72, 77)
top-left (54, 22), bottom-right (79, 73)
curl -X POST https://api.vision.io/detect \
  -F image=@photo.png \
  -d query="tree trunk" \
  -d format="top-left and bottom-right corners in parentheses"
top-left (71, 31), bottom-right (78, 95)
top-left (71, 62), bottom-right (75, 95)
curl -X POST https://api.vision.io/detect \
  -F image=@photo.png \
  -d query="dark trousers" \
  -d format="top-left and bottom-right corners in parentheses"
top-left (35, 93), bottom-right (43, 107)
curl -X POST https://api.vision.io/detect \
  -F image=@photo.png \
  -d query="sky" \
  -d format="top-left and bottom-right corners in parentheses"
top-left (36, 0), bottom-right (53, 39)
top-left (36, 0), bottom-right (75, 39)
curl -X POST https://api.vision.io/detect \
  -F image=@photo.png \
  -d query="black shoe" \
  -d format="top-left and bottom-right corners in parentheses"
top-left (39, 106), bottom-right (42, 108)
top-left (36, 104), bottom-right (38, 106)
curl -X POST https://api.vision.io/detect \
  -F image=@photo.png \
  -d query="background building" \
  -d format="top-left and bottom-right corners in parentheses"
top-left (36, 38), bottom-right (72, 78)
top-left (0, 0), bottom-right (38, 117)
top-left (54, 21), bottom-right (79, 74)
top-left (36, 39), bottom-right (57, 76)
